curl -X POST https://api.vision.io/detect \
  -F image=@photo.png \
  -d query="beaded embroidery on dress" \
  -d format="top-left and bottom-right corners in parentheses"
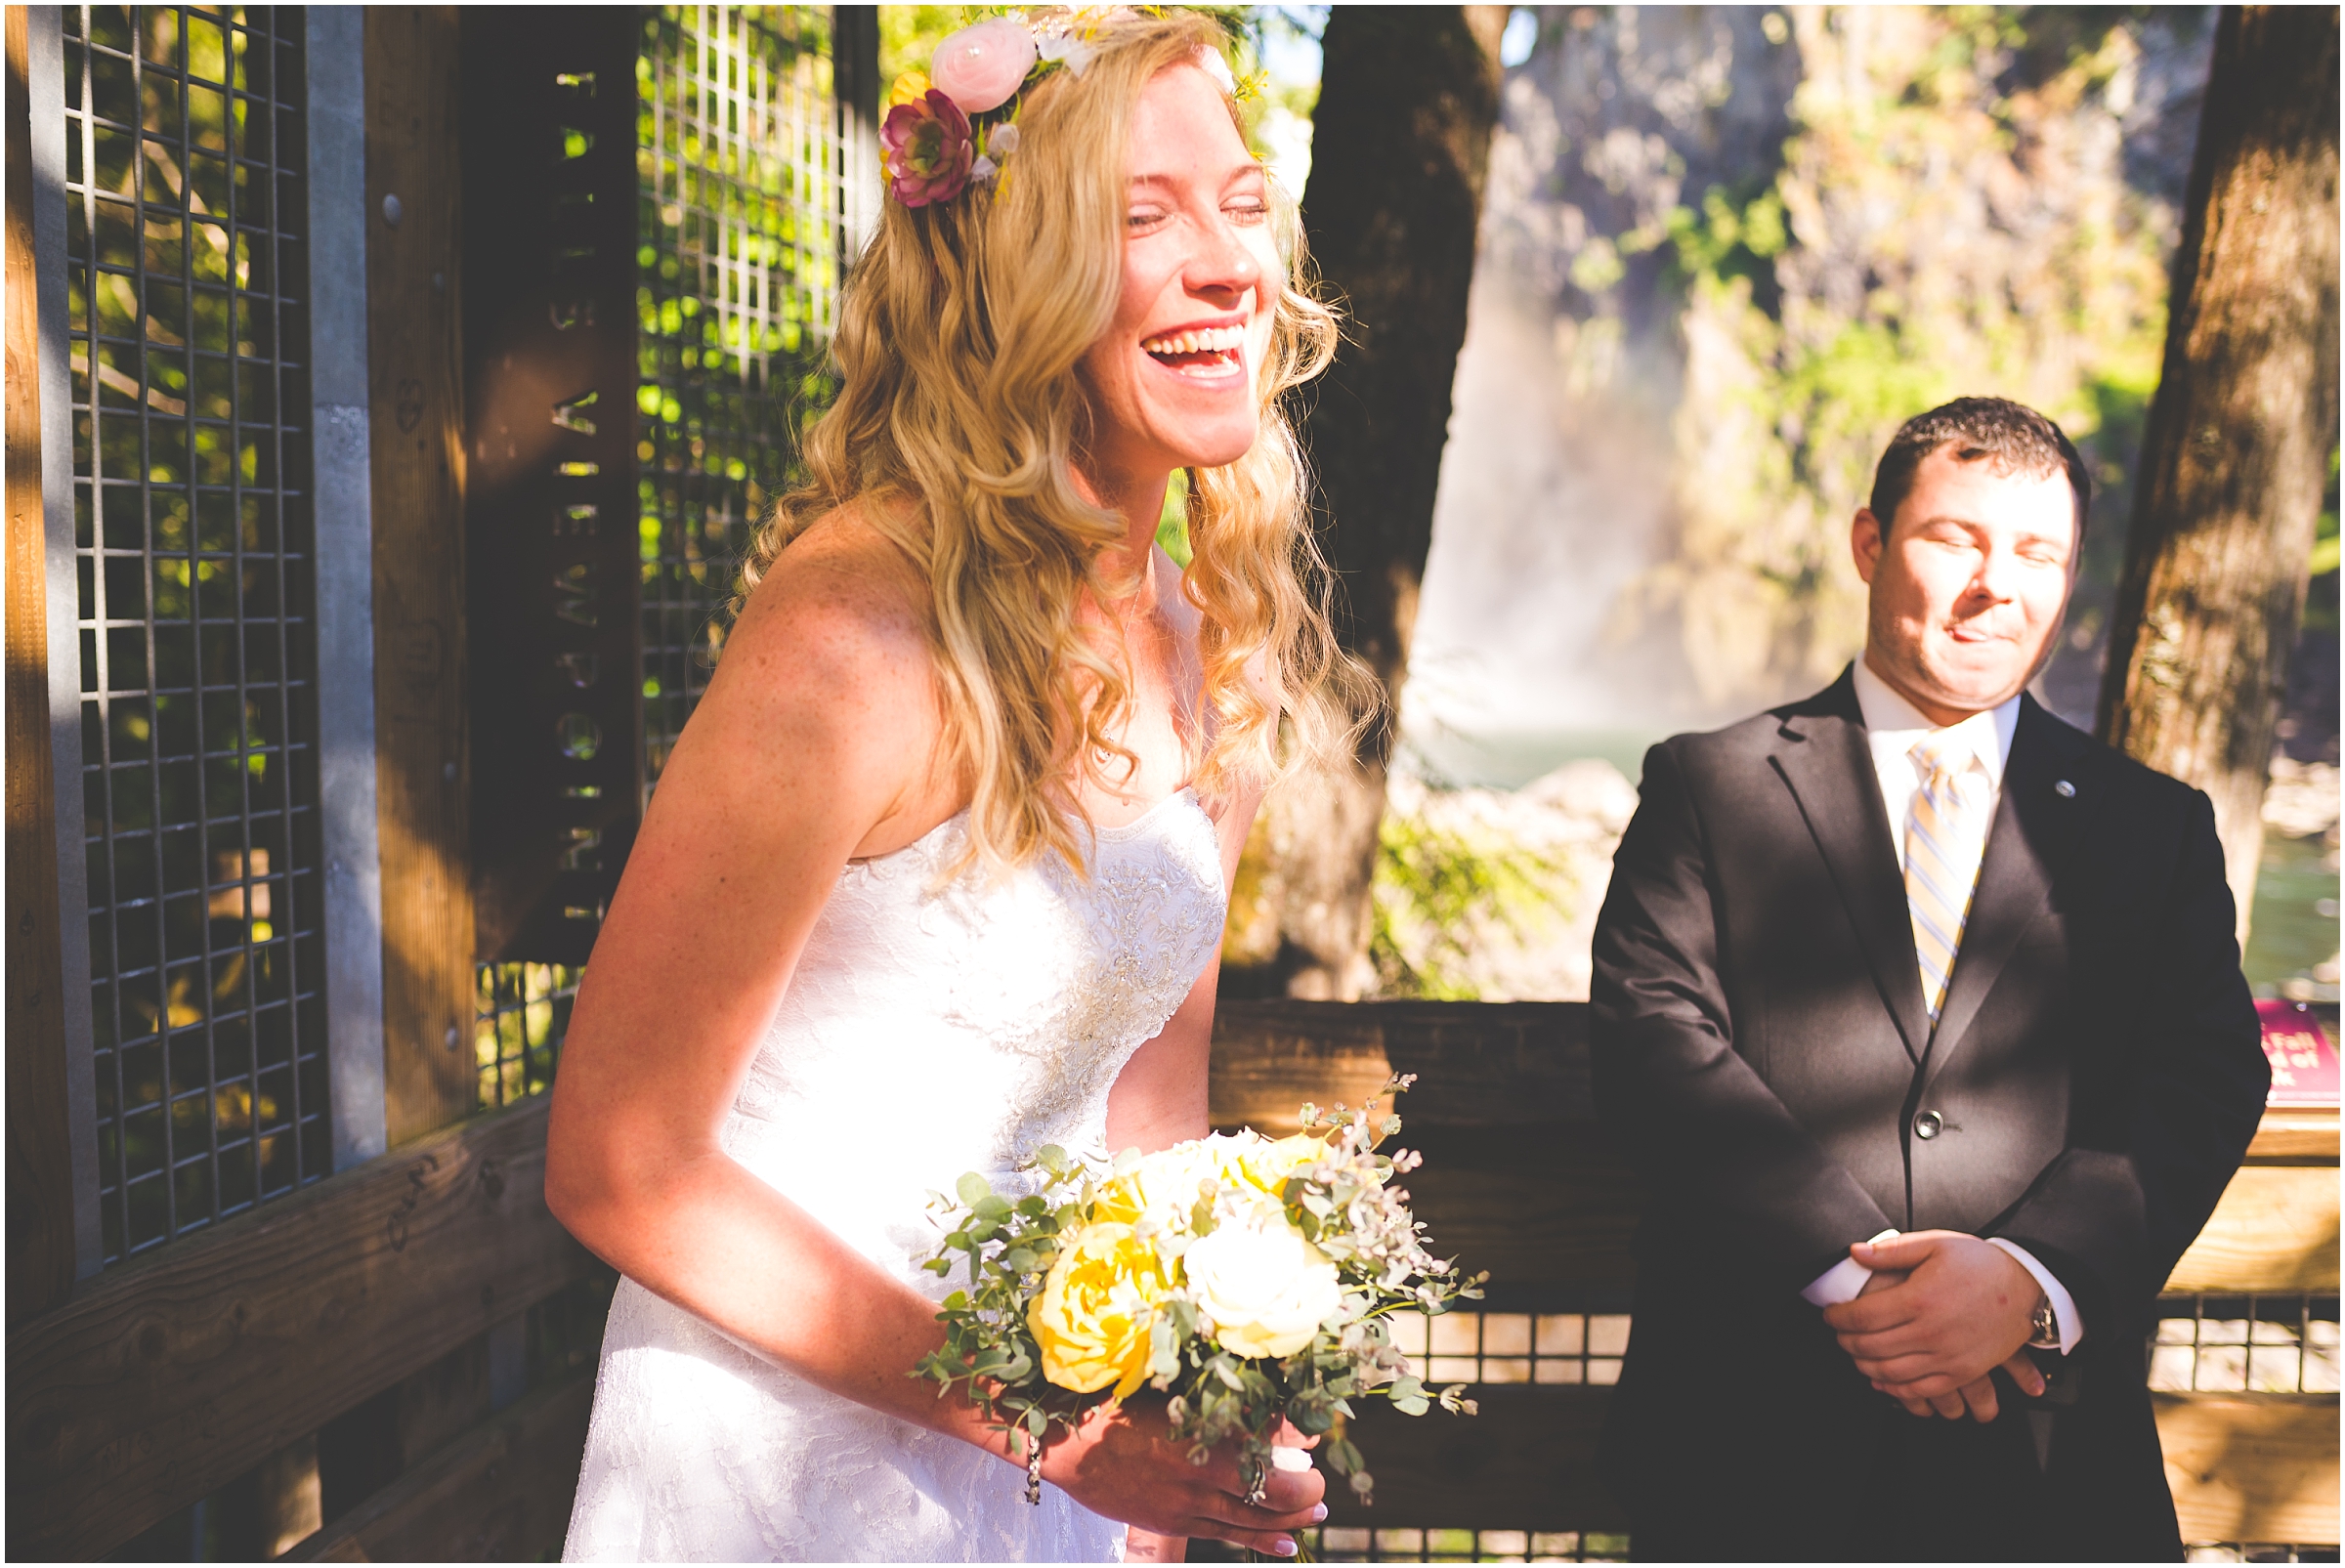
top-left (564, 788), bottom-right (1227, 1562)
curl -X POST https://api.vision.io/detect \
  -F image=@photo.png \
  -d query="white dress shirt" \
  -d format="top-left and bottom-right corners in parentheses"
top-left (1797, 659), bottom-right (2082, 1355)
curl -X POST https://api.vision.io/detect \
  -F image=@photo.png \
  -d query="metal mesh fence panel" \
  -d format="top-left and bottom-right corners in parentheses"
top-left (474, 961), bottom-right (583, 1111)
top-left (633, 2), bottom-right (839, 784)
top-left (1309, 1528), bottom-right (1630, 1563)
top-left (1386, 1309), bottom-right (1634, 1387)
top-left (2153, 1294), bottom-right (2343, 1396)
top-left (63, 3), bottom-right (325, 1260)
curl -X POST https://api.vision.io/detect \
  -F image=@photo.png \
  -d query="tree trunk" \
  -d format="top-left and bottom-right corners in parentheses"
top-left (2095, 5), bottom-right (2340, 949)
top-left (1225, 6), bottom-right (1508, 999)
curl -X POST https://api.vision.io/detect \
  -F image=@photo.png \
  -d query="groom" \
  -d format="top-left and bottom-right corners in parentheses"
top-left (1588, 397), bottom-right (2270, 1560)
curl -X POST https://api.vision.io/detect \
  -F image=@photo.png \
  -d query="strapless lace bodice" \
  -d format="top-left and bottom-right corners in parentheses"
top-left (565, 791), bottom-right (1227, 1562)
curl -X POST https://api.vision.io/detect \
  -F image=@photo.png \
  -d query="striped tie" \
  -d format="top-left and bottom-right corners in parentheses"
top-left (1904, 731), bottom-right (1990, 1026)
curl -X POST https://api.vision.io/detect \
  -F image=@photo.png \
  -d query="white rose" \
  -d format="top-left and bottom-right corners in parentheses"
top-left (1184, 1208), bottom-right (1343, 1359)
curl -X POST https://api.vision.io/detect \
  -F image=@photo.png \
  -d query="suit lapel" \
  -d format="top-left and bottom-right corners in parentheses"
top-left (1917, 698), bottom-right (2089, 1094)
top-left (1770, 673), bottom-right (1931, 1062)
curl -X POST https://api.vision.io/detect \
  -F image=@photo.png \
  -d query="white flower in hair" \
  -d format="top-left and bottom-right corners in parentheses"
top-left (1194, 46), bottom-right (1236, 96)
top-left (971, 122), bottom-right (1020, 188)
top-left (1036, 29), bottom-right (1094, 76)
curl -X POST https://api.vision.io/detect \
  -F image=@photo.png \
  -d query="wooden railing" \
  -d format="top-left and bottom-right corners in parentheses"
top-left (7, 1001), bottom-right (2335, 1559)
top-left (7, 1097), bottom-right (596, 1560)
top-left (2156, 1096), bottom-right (2341, 1549)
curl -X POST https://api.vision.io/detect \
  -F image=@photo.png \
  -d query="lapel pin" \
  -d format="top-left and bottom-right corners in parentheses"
top-left (2054, 780), bottom-right (2076, 798)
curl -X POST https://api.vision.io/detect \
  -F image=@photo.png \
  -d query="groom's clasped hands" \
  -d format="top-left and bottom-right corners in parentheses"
top-left (1822, 1230), bottom-right (2050, 1423)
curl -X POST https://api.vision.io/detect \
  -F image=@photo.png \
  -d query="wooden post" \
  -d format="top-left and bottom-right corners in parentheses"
top-left (2096, 6), bottom-right (2341, 942)
top-left (256, 1434), bottom-right (324, 1558)
top-left (1233, 7), bottom-right (1510, 1000)
top-left (365, 8), bottom-right (478, 1144)
top-left (459, 9), bottom-right (645, 965)
top-left (5, 1), bottom-right (79, 1327)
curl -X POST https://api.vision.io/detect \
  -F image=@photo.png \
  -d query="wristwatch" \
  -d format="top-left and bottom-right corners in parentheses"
top-left (2026, 1291), bottom-right (2061, 1350)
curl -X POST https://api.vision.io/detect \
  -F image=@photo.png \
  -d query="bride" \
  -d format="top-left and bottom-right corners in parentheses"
top-left (548, 10), bottom-right (1368, 1561)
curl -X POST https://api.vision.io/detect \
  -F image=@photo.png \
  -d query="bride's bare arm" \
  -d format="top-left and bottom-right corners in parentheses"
top-left (545, 522), bottom-right (972, 1432)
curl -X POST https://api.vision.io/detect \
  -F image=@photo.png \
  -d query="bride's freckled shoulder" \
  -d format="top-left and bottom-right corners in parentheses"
top-left (713, 504), bottom-right (934, 719)
top-left (663, 500), bottom-right (950, 856)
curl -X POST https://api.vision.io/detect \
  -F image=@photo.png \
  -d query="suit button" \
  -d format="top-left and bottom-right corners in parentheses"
top-left (1914, 1110), bottom-right (1943, 1140)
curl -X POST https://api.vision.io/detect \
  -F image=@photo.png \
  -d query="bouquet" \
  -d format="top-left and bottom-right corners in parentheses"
top-left (914, 1076), bottom-right (1482, 1507)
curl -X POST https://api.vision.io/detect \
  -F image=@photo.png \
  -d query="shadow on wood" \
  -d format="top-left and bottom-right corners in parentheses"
top-left (5, 1097), bottom-right (594, 1561)
top-left (2157, 1393), bottom-right (2342, 1547)
top-left (288, 1366), bottom-right (595, 1562)
top-left (1325, 1386), bottom-right (1627, 1534)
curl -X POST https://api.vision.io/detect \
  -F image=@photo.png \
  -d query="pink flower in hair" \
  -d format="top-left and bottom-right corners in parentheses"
top-left (881, 89), bottom-right (975, 208)
top-left (930, 18), bottom-right (1041, 113)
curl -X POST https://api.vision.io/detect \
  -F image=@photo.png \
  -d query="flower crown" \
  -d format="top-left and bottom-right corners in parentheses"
top-left (881, 13), bottom-right (1242, 209)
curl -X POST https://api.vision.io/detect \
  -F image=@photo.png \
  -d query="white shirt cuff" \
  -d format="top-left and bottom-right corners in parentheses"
top-left (1802, 1229), bottom-right (1901, 1306)
top-left (1985, 1238), bottom-right (2084, 1354)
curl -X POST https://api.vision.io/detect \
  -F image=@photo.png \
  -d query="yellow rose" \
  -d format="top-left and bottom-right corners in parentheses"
top-left (887, 69), bottom-right (934, 108)
top-left (1028, 1222), bottom-right (1174, 1400)
top-left (1092, 1141), bottom-right (1219, 1230)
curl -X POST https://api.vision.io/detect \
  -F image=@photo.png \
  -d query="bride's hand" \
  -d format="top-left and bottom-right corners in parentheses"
top-left (1038, 1398), bottom-right (1327, 1556)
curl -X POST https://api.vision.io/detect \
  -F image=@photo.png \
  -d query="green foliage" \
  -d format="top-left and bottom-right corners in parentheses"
top-left (878, 6), bottom-right (975, 84)
top-left (1156, 469), bottom-right (1194, 567)
top-left (2312, 447), bottom-right (2341, 580)
top-left (2306, 446), bottom-right (2340, 637)
top-left (1370, 814), bottom-right (1574, 999)
top-left (915, 1150), bottom-right (1087, 1459)
top-left (1658, 185), bottom-right (1788, 299)
top-left (1628, 8), bottom-right (2186, 707)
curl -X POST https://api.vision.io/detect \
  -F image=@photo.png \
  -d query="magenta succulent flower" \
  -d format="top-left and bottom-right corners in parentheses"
top-left (880, 89), bottom-right (975, 208)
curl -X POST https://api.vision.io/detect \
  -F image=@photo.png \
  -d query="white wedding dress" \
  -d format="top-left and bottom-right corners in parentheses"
top-left (563, 788), bottom-right (1228, 1562)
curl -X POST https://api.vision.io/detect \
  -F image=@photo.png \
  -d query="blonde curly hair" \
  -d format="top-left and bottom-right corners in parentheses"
top-left (739, 8), bottom-right (1370, 877)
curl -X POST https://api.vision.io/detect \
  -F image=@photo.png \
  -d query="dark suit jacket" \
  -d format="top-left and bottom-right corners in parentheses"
top-left (1588, 669), bottom-right (2268, 1561)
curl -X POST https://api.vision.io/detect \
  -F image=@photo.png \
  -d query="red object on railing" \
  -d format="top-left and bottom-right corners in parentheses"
top-left (2257, 999), bottom-right (2340, 1106)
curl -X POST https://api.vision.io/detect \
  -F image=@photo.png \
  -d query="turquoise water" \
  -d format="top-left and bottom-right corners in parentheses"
top-left (2244, 831), bottom-right (2342, 1000)
top-left (1397, 726), bottom-right (1668, 789)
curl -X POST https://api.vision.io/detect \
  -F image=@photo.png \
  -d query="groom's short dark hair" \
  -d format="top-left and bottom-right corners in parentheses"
top-left (1869, 397), bottom-right (2091, 540)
